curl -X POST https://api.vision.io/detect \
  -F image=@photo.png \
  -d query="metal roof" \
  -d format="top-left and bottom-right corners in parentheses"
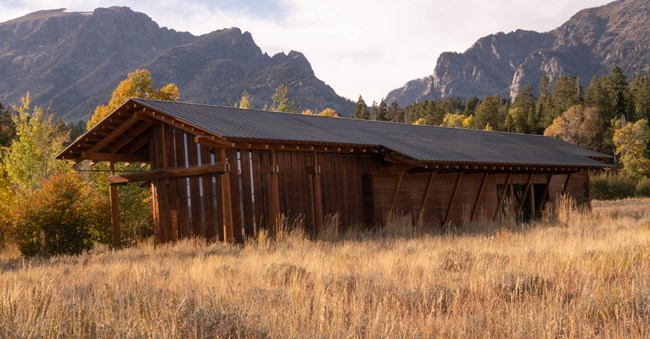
top-left (132, 99), bottom-right (609, 168)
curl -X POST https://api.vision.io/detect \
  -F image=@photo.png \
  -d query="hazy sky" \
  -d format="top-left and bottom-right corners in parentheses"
top-left (0, 0), bottom-right (613, 103)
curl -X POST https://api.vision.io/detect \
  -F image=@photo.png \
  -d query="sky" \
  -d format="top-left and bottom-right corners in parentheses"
top-left (0, 0), bottom-right (613, 103)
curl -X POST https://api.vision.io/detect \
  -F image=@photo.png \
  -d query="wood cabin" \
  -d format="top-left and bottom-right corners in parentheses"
top-left (57, 99), bottom-right (610, 246)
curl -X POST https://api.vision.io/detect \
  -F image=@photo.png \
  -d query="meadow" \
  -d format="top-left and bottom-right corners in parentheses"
top-left (0, 198), bottom-right (649, 338)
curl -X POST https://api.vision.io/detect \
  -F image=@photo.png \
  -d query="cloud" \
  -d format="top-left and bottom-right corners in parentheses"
top-left (0, 0), bottom-right (612, 103)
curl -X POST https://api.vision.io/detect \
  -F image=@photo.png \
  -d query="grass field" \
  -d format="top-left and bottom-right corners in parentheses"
top-left (1, 198), bottom-right (649, 338)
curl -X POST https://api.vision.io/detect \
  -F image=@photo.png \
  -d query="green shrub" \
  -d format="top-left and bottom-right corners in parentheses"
top-left (591, 172), bottom-right (636, 200)
top-left (12, 173), bottom-right (109, 257)
top-left (636, 176), bottom-right (650, 197)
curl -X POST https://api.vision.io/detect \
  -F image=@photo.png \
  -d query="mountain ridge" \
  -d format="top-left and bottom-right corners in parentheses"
top-left (0, 7), bottom-right (354, 121)
top-left (386, 0), bottom-right (649, 105)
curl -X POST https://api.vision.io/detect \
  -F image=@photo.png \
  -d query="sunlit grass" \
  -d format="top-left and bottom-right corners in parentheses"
top-left (1, 198), bottom-right (649, 337)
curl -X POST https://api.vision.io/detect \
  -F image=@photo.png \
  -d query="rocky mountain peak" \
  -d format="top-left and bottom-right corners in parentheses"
top-left (387, 0), bottom-right (649, 105)
top-left (0, 7), bottom-right (353, 120)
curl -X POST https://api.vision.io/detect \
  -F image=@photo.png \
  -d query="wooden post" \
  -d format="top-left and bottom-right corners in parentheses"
top-left (517, 173), bottom-right (534, 216)
top-left (390, 171), bottom-right (405, 210)
top-left (218, 148), bottom-right (235, 243)
top-left (109, 162), bottom-right (121, 249)
top-left (493, 172), bottom-right (512, 221)
top-left (562, 172), bottom-right (572, 195)
top-left (267, 151), bottom-right (281, 235)
top-left (239, 150), bottom-right (255, 237)
top-left (417, 172), bottom-right (436, 225)
top-left (536, 174), bottom-right (553, 218)
top-left (443, 172), bottom-right (463, 226)
top-left (310, 153), bottom-right (324, 236)
top-left (470, 172), bottom-right (489, 221)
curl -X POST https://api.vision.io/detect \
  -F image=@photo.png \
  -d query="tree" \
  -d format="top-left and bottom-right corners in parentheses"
top-left (0, 103), bottom-right (15, 148)
top-left (0, 169), bottom-right (12, 248)
top-left (550, 75), bottom-right (583, 121)
top-left (317, 108), bottom-right (340, 117)
top-left (353, 95), bottom-right (369, 119)
top-left (371, 99), bottom-right (388, 121)
top-left (386, 101), bottom-right (403, 122)
top-left (2, 93), bottom-right (70, 192)
top-left (631, 75), bottom-right (650, 122)
top-left (239, 91), bottom-right (253, 109)
top-left (87, 69), bottom-right (179, 129)
top-left (613, 119), bottom-right (650, 176)
top-left (269, 84), bottom-right (297, 113)
top-left (505, 84), bottom-right (537, 133)
top-left (537, 75), bottom-right (554, 128)
top-left (12, 173), bottom-right (109, 257)
top-left (474, 95), bottom-right (502, 130)
top-left (608, 66), bottom-right (632, 120)
top-left (441, 113), bottom-right (466, 128)
top-left (543, 105), bottom-right (602, 149)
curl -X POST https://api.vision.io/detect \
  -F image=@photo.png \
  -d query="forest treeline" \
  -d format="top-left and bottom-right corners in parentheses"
top-left (0, 67), bottom-right (649, 257)
top-left (353, 67), bottom-right (649, 158)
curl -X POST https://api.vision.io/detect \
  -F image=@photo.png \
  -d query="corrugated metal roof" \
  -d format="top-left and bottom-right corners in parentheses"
top-left (134, 98), bottom-right (609, 168)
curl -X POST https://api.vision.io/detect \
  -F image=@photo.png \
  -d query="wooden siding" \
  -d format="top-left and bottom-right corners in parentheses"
top-left (142, 122), bottom-right (592, 243)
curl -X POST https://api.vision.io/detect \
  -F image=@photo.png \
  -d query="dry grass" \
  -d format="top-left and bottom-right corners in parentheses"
top-left (1, 198), bottom-right (650, 338)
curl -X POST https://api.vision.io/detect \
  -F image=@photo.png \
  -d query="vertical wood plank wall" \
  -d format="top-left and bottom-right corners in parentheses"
top-left (146, 123), bottom-right (591, 242)
top-left (371, 171), bottom-right (591, 227)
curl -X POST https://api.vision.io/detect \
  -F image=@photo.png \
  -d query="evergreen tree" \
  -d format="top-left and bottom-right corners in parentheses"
top-left (372, 99), bottom-right (388, 121)
top-left (506, 84), bottom-right (536, 133)
top-left (463, 96), bottom-right (480, 116)
top-left (608, 66), bottom-right (633, 120)
top-left (0, 103), bottom-right (16, 148)
top-left (631, 75), bottom-right (650, 122)
top-left (474, 95), bottom-right (502, 130)
top-left (386, 101), bottom-right (403, 122)
top-left (353, 95), bottom-right (369, 119)
top-left (537, 75), bottom-right (554, 128)
top-left (550, 75), bottom-right (583, 121)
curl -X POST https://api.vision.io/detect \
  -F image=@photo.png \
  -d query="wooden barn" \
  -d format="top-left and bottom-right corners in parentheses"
top-left (57, 99), bottom-right (610, 246)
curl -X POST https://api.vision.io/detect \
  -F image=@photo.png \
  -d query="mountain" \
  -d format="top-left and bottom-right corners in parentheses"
top-left (0, 7), bottom-right (354, 121)
top-left (386, 0), bottom-right (649, 105)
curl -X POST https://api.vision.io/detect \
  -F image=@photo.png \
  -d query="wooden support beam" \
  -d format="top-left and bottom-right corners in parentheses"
top-left (239, 150), bottom-right (255, 237)
top-left (267, 151), bottom-right (281, 235)
top-left (535, 174), bottom-right (553, 218)
top-left (109, 162), bottom-right (121, 249)
top-left (108, 163), bottom-right (229, 184)
top-left (218, 148), bottom-right (235, 243)
top-left (127, 136), bottom-right (150, 154)
top-left (417, 171), bottom-right (436, 225)
top-left (195, 135), bottom-right (235, 148)
top-left (443, 172), bottom-right (463, 226)
top-left (108, 121), bottom-right (153, 153)
top-left (310, 153), bottom-right (324, 235)
top-left (493, 172), bottom-right (512, 221)
top-left (562, 172), bottom-right (572, 195)
top-left (81, 152), bottom-right (149, 163)
top-left (517, 173), bottom-right (534, 216)
top-left (470, 172), bottom-right (489, 221)
top-left (78, 112), bottom-right (146, 162)
top-left (390, 171), bottom-right (405, 210)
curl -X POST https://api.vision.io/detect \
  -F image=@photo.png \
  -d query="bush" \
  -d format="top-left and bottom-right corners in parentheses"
top-left (12, 173), bottom-right (109, 257)
top-left (591, 172), bottom-right (637, 200)
top-left (636, 176), bottom-right (650, 197)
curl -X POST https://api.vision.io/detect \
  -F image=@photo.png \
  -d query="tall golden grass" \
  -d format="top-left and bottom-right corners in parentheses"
top-left (1, 198), bottom-right (649, 338)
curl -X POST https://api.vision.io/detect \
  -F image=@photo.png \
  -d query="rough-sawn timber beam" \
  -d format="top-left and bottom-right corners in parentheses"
top-left (109, 163), bottom-right (229, 184)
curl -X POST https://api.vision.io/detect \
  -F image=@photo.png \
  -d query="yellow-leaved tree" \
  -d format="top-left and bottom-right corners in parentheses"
top-left (87, 69), bottom-right (179, 129)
